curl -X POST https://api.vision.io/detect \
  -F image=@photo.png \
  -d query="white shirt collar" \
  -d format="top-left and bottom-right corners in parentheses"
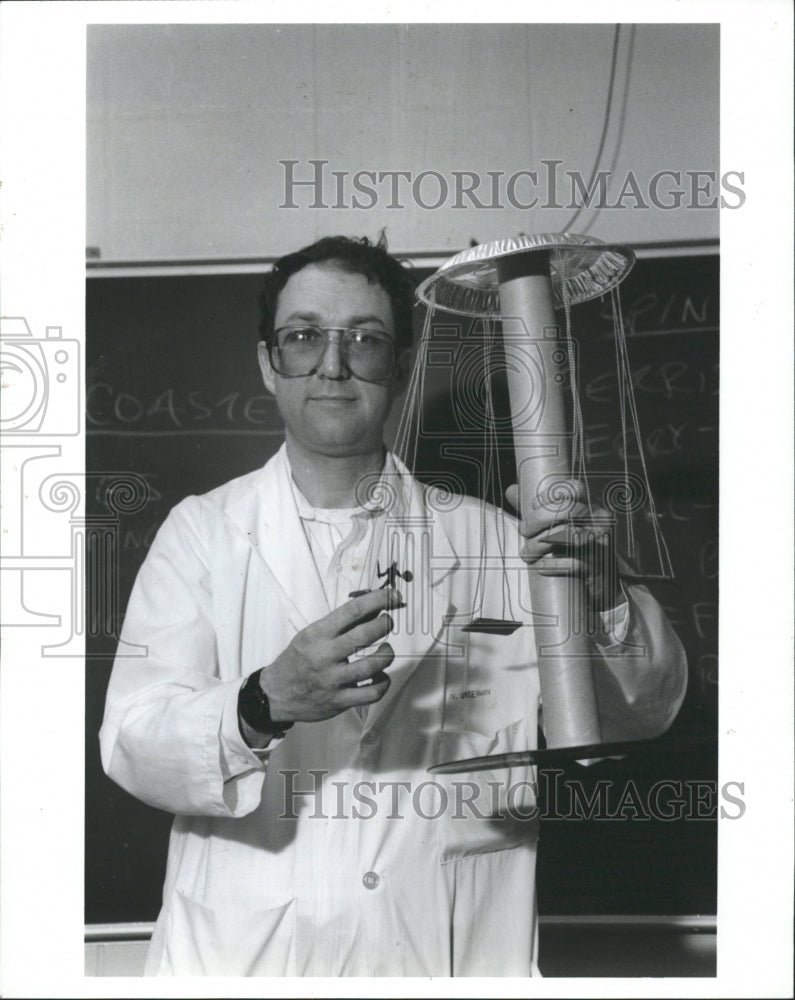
top-left (286, 451), bottom-right (404, 524)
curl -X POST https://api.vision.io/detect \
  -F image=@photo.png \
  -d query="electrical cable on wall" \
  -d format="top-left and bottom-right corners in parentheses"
top-left (562, 24), bottom-right (635, 235)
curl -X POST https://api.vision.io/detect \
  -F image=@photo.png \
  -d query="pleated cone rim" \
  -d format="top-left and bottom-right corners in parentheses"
top-left (415, 232), bottom-right (636, 316)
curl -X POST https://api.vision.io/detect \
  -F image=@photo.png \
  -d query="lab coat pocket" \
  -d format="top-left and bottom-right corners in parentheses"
top-left (157, 889), bottom-right (297, 976)
top-left (434, 719), bottom-right (538, 864)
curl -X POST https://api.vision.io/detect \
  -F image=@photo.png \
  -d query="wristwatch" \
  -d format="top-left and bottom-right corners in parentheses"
top-left (238, 671), bottom-right (294, 739)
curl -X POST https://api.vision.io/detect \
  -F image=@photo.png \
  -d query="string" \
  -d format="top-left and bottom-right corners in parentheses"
top-left (393, 292), bottom-right (434, 503)
top-left (393, 298), bottom-right (515, 624)
top-left (486, 317), bottom-right (516, 622)
top-left (470, 319), bottom-right (491, 621)
top-left (611, 285), bottom-right (634, 560)
top-left (611, 285), bottom-right (673, 577)
top-left (557, 252), bottom-right (592, 516)
top-left (392, 309), bottom-right (422, 467)
top-left (481, 316), bottom-right (516, 623)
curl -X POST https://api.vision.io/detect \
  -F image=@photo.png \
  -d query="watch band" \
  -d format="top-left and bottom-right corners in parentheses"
top-left (238, 671), bottom-right (294, 739)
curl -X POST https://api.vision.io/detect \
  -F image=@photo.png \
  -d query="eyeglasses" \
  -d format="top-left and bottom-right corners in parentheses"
top-left (269, 326), bottom-right (398, 382)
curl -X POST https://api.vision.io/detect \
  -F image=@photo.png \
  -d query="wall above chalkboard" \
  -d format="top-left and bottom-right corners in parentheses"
top-left (87, 24), bottom-right (720, 261)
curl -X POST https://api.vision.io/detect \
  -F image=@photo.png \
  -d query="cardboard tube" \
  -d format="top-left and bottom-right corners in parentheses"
top-left (497, 253), bottom-right (602, 748)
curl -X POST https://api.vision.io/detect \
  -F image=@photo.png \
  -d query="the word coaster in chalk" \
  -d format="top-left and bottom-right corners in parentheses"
top-left (461, 617), bottom-right (523, 635)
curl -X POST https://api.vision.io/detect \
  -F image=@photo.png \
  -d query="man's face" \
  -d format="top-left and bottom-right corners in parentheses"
top-left (258, 263), bottom-right (406, 459)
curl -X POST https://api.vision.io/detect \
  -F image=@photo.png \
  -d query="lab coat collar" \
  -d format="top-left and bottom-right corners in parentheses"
top-left (223, 444), bottom-right (458, 635)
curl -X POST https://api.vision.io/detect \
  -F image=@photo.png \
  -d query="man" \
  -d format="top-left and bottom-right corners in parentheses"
top-left (100, 235), bottom-right (687, 976)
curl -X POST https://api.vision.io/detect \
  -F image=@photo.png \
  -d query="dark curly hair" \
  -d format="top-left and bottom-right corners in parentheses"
top-left (258, 234), bottom-right (416, 352)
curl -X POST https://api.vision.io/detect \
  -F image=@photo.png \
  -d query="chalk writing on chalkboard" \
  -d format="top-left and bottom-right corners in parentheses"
top-left (87, 384), bottom-right (280, 433)
top-left (598, 288), bottom-right (718, 337)
top-left (585, 361), bottom-right (719, 401)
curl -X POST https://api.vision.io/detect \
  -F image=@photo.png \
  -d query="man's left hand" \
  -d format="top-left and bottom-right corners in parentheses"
top-left (505, 479), bottom-right (622, 613)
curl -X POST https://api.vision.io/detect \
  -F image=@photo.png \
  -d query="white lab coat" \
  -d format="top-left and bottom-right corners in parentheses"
top-left (100, 446), bottom-right (687, 977)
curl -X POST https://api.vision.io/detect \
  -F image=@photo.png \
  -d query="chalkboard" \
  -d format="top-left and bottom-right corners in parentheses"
top-left (85, 255), bottom-right (718, 925)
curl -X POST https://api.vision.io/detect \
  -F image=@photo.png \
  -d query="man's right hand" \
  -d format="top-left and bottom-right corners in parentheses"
top-left (257, 587), bottom-right (403, 724)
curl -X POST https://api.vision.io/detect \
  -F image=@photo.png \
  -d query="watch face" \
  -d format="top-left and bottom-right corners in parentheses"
top-left (240, 674), bottom-right (292, 736)
top-left (240, 677), bottom-right (267, 728)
